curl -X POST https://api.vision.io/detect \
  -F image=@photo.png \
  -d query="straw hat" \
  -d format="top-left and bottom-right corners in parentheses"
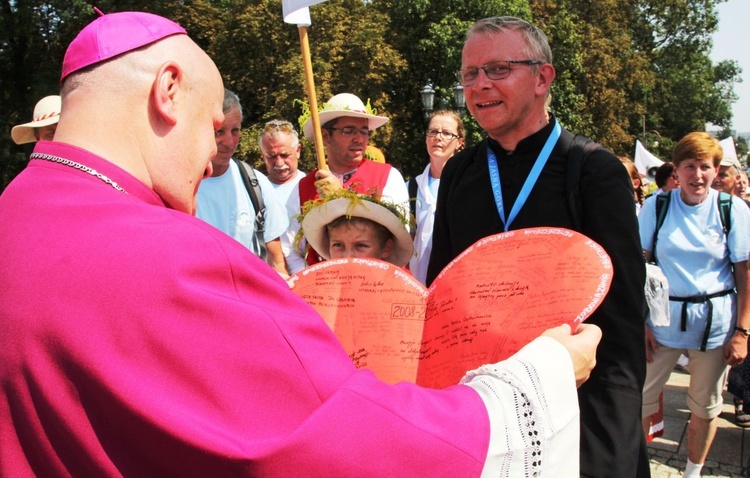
top-left (11, 95), bottom-right (62, 145)
top-left (300, 194), bottom-right (413, 267)
top-left (302, 93), bottom-right (389, 141)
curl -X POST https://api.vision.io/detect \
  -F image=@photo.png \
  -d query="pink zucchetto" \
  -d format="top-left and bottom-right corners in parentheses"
top-left (61, 9), bottom-right (186, 82)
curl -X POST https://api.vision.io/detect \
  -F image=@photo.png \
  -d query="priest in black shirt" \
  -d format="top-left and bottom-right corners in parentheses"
top-left (428, 16), bottom-right (648, 478)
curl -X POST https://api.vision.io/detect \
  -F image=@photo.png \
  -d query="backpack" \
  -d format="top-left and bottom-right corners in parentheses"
top-left (650, 191), bottom-right (732, 265)
top-left (562, 134), bottom-right (602, 232)
top-left (233, 158), bottom-right (267, 261)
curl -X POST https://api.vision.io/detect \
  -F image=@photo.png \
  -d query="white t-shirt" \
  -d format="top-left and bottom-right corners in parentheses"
top-left (197, 160), bottom-right (289, 257)
top-left (271, 169), bottom-right (306, 216)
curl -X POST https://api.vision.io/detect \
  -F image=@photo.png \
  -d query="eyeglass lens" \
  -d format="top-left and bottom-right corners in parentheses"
top-left (426, 129), bottom-right (457, 139)
top-left (457, 60), bottom-right (540, 86)
top-left (332, 126), bottom-right (372, 137)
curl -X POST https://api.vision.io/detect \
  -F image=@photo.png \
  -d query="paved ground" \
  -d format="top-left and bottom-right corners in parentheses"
top-left (648, 369), bottom-right (750, 477)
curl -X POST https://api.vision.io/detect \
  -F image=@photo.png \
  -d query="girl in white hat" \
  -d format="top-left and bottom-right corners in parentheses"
top-left (296, 190), bottom-right (414, 267)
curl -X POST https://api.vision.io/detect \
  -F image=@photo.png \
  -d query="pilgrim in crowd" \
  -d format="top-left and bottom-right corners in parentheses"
top-left (407, 109), bottom-right (465, 284)
top-left (259, 119), bottom-right (306, 207)
top-left (639, 132), bottom-right (750, 478)
top-left (196, 89), bottom-right (290, 276)
top-left (281, 92), bottom-right (409, 273)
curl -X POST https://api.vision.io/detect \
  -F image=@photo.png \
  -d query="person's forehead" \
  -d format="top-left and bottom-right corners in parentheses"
top-left (221, 108), bottom-right (242, 128)
top-left (334, 116), bottom-right (368, 127)
top-left (263, 131), bottom-right (294, 147)
top-left (463, 29), bottom-right (525, 59)
top-left (330, 220), bottom-right (378, 235)
top-left (680, 157), bottom-right (715, 166)
top-left (429, 115), bottom-right (459, 130)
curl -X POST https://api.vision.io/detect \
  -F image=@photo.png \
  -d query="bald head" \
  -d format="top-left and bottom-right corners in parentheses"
top-left (55, 34), bottom-right (225, 214)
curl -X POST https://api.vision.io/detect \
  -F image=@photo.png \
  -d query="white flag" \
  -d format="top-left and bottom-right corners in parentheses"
top-left (634, 140), bottom-right (664, 178)
top-left (283, 0), bottom-right (327, 26)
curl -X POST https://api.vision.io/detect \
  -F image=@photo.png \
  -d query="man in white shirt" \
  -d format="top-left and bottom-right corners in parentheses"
top-left (259, 119), bottom-right (306, 208)
top-left (197, 89), bottom-right (289, 276)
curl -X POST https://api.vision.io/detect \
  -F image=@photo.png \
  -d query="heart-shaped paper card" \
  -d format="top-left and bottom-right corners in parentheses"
top-left (291, 227), bottom-right (612, 389)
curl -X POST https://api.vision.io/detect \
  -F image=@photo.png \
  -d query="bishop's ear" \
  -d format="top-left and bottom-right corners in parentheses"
top-left (152, 61), bottom-right (182, 126)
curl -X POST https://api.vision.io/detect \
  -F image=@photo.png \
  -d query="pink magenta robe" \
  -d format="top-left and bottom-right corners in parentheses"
top-left (0, 141), bottom-right (490, 476)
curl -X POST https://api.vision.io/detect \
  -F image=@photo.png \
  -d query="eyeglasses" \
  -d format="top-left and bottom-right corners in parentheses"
top-left (426, 129), bottom-right (459, 140)
top-left (329, 126), bottom-right (372, 137)
top-left (456, 60), bottom-right (543, 86)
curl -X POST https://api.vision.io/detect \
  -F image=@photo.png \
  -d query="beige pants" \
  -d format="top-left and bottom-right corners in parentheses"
top-left (642, 345), bottom-right (729, 420)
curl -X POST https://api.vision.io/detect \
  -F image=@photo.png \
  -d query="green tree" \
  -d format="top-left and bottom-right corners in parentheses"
top-left (632, 0), bottom-right (739, 142)
top-left (735, 136), bottom-right (748, 160)
top-left (0, 0), bottom-right (743, 191)
top-left (535, 0), bottom-right (658, 154)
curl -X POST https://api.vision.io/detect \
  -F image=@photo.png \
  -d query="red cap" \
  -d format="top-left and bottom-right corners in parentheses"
top-left (61, 11), bottom-right (186, 82)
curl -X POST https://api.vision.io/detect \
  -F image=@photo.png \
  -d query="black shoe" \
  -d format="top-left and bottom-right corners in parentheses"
top-left (735, 398), bottom-right (750, 428)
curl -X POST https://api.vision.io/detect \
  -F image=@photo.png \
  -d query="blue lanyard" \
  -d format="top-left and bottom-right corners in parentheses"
top-left (487, 119), bottom-right (562, 231)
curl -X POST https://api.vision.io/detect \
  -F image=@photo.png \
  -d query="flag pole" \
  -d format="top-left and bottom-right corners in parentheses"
top-left (297, 25), bottom-right (327, 171)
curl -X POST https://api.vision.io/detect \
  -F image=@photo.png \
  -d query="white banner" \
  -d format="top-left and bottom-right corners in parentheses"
top-left (282, 0), bottom-right (327, 25)
top-left (634, 140), bottom-right (664, 178)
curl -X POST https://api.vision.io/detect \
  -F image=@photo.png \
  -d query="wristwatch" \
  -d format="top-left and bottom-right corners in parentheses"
top-left (735, 326), bottom-right (750, 337)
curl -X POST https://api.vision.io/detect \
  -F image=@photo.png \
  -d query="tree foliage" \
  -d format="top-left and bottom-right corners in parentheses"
top-left (0, 0), bottom-right (742, 192)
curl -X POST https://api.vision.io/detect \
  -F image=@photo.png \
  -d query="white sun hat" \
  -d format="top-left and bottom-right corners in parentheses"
top-left (11, 95), bottom-right (62, 145)
top-left (300, 195), bottom-right (413, 267)
top-left (302, 93), bottom-right (389, 141)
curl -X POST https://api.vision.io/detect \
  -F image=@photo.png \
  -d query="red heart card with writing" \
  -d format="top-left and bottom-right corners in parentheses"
top-left (290, 227), bottom-right (612, 389)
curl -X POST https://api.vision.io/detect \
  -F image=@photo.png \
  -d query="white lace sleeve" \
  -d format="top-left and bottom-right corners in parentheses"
top-left (461, 336), bottom-right (580, 477)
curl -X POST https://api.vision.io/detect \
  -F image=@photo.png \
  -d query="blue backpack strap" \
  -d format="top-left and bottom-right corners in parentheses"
top-left (718, 191), bottom-right (734, 275)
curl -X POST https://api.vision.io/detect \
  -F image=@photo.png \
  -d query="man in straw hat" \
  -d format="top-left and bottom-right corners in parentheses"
top-left (0, 10), bottom-right (601, 476)
top-left (282, 93), bottom-right (409, 274)
top-left (11, 95), bottom-right (61, 144)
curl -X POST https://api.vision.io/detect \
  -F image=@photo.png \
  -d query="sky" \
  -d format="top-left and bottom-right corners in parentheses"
top-left (711, 0), bottom-right (750, 133)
